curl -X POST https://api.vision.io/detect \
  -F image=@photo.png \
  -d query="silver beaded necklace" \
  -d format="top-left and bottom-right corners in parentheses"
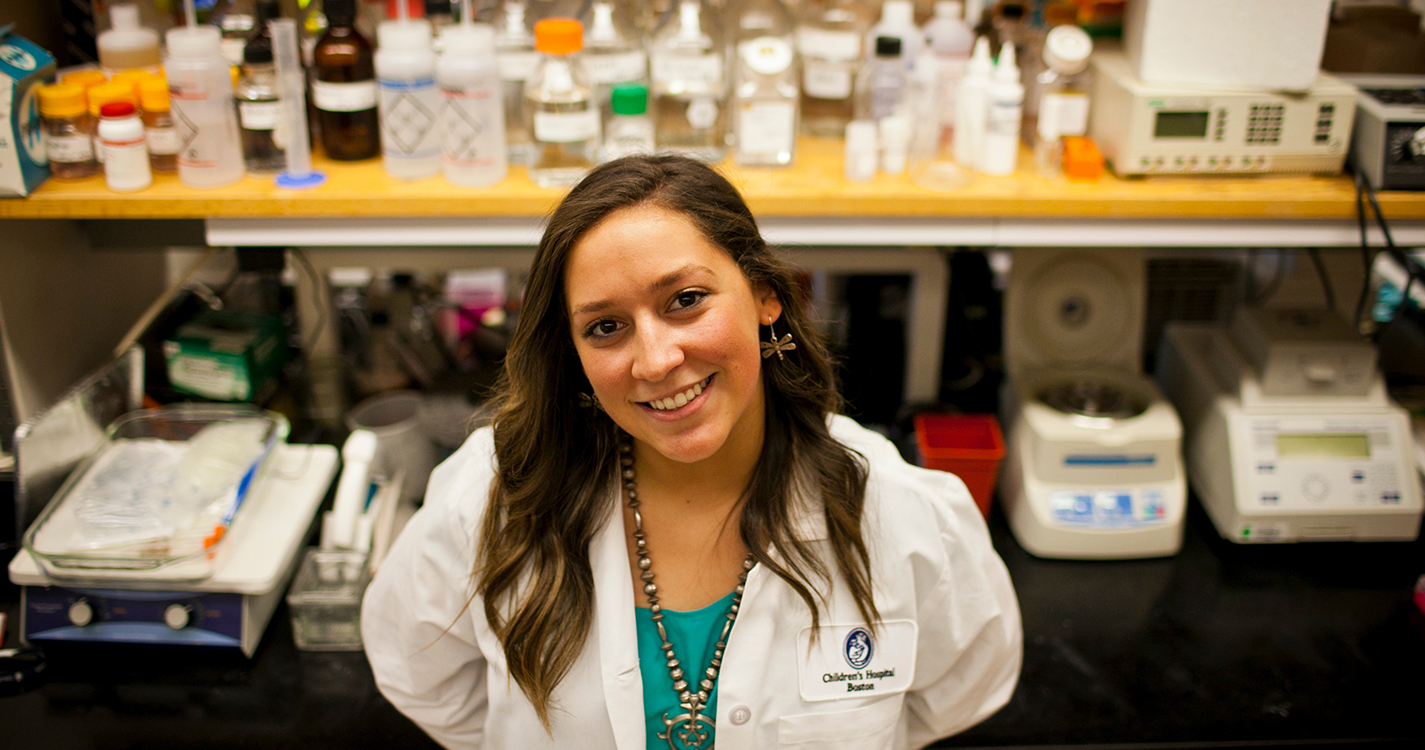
top-left (620, 439), bottom-right (754, 750)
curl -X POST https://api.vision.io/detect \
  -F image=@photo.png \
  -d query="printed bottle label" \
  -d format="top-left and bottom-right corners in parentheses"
top-left (586, 51), bottom-right (648, 85)
top-left (1044, 92), bottom-right (1090, 137)
top-left (440, 86), bottom-right (502, 164)
top-left (533, 108), bottom-right (600, 143)
top-left (312, 80), bottom-right (378, 112)
top-left (239, 99), bottom-right (282, 130)
top-left (380, 81), bottom-right (442, 156)
top-left (146, 126), bottom-right (181, 155)
top-left (803, 60), bottom-right (853, 99)
top-left (740, 37), bottom-right (794, 76)
top-left (986, 101), bottom-right (1022, 137)
top-left (47, 133), bottom-right (94, 162)
top-left (651, 54), bottom-right (723, 88)
top-left (737, 100), bottom-right (795, 156)
top-left (797, 28), bottom-right (860, 62)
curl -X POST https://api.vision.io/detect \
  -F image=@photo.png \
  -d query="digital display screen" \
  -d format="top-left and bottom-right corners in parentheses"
top-left (1276, 433), bottom-right (1371, 459)
top-left (1153, 111), bottom-right (1210, 138)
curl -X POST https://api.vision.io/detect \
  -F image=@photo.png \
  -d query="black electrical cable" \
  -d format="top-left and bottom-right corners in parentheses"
top-left (1358, 171), bottom-right (1425, 321)
top-left (1353, 172), bottom-right (1381, 331)
top-left (0, 646), bottom-right (48, 697)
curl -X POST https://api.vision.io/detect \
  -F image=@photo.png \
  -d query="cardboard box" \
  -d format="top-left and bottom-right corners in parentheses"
top-left (0, 30), bottom-right (56, 198)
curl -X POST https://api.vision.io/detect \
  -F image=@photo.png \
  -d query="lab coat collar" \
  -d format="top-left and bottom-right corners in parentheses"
top-left (593, 481), bottom-right (644, 750)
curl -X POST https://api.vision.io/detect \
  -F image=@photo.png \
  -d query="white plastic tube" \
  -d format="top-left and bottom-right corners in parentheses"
top-left (327, 430), bottom-right (378, 550)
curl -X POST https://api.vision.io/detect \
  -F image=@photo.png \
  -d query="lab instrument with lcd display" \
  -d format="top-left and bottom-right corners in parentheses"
top-left (1158, 308), bottom-right (1422, 543)
top-left (1088, 47), bottom-right (1357, 177)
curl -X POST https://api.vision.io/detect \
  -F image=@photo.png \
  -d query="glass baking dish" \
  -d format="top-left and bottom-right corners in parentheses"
top-left (22, 404), bottom-right (289, 579)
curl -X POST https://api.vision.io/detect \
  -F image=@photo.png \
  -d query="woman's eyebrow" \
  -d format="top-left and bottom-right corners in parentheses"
top-left (571, 264), bottom-right (714, 317)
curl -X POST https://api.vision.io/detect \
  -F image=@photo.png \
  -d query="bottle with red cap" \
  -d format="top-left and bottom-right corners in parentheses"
top-left (98, 101), bottom-right (153, 192)
top-left (525, 17), bottom-right (598, 188)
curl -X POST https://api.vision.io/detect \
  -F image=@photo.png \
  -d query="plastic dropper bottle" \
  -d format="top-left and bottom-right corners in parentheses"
top-left (166, 23), bottom-right (247, 187)
top-left (952, 36), bottom-right (991, 168)
top-left (376, 9), bottom-right (443, 179)
top-left (437, 11), bottom-right (508, 186)
top-left (980, 41), bottom-right (1022, 176)
top-left (98, 3), bottom-right (163, 74)
top-left (525, 18), bottom-right (599, 188)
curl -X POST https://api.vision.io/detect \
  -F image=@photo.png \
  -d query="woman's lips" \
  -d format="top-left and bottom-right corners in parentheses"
top-left (638, 375), bottom-right (712, 418)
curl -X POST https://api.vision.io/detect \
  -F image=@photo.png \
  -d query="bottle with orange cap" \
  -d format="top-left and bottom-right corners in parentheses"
top-left (37, 83), bottom-right (99, 178)
top-left (138, 78), bottom-right (181, 173)
top-left (525, 17), bottom-right (599, 188)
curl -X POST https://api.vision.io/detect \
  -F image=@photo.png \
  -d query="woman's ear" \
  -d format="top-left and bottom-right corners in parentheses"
top-left (754, 283), bottom-right (783, 326)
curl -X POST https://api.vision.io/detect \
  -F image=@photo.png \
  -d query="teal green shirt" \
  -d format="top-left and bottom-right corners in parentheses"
top-left (634, 591), bottom-right (737, 750)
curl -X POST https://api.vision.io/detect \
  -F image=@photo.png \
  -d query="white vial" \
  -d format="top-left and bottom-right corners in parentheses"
top-left (165, 24), bottom-right (246, 188)
top-left (981, 42), bottom-right (1023, 176)
top-left (376, 19), bottom-right (443, 180)
top-left (438, 22), bottom-right (509, 187)
top-left (98, 101), bottom-right (153, 192)
top-left (879, 114), bottom-right (910, 175)
top-left (844, 119), bottom-right (878, 182)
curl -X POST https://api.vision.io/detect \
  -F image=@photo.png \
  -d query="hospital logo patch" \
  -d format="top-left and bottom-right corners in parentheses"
top-left (843, 627), bottom-right (873, 669)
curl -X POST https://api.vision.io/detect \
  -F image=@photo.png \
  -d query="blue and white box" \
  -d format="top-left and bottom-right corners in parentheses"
top-left (0, 30), bottom-right (56, 197)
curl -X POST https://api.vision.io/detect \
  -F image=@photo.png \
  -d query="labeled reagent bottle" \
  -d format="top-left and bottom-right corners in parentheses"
top-left (313, 0), bottom-right (382, 160)
top-left (525, 18), bottom-right (599, 188)
top-left (650, 0), bottom-right (727, 162)
top-left (237, 1), bottom-right (288, 173)
top-left (438, 22), bottom-right (509, 186)
top-left (376, 16), bottom-right (444, 179)
top-left (37, 83), bottom-right (99, 178)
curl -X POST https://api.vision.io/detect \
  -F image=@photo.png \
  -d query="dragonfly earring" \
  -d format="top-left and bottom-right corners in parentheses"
top-left (760, 319), bottom-right (796, 361)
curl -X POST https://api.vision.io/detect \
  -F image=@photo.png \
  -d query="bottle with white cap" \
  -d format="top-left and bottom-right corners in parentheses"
top-left (165, 24), bottom-right (247, 188)
top-left (437, 17), bottom-right (509, 186)
top-left (980, 41), bottom-right (1023, 176)
top-left (376, 12), bottom-right (444, 179)
top-left (98, 3), bottom-right (162, 74)
top-left (1032, 25), bottom-right (1093, 178)
top-left (865, 0), bottom-right (922, 71)
top-left (952, 36), bottom-right (991, 168)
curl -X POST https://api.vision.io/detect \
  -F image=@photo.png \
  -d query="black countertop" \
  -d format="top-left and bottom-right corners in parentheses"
top-left (3, 502), bottom-right (1423, 749)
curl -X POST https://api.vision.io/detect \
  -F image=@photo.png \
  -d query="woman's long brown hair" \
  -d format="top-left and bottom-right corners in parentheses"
top-left (475, 155), bottom-right (877, 729)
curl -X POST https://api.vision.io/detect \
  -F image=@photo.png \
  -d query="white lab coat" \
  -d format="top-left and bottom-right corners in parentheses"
top-left (362, 415), bottom-right (1022, 750)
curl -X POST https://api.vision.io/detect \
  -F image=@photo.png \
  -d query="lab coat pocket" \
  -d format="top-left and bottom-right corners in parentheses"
top-left (776, 695), bottom-right (903, 749)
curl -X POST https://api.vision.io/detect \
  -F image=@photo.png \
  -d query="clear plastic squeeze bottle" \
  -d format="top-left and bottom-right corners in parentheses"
top-left (166, 23), bottom-right (247, 187)
top-left (438, 19), bottom-right (509, 186)
top-left (376, 14), bottom-right (444, 179)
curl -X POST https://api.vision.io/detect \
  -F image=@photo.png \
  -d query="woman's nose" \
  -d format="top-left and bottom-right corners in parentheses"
top-left (630, 322), bottom-right (684, 382)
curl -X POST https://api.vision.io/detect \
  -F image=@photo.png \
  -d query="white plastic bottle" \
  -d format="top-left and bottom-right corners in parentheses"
top-left (376, 18), bottom-right (444, 179)
top-left (980, 42), bottom-right (1023, 176)
top-left (844, 119), bottom-right (877, 182)
top-left (98, 3), bottom-right (162, 74)
top-left (865, 0), bottom-right (922, 71)
top-left (438, 22), bottom-right (509, 186)
top-left (952, 36), bottom-right (991, 168)
top-left (165, 25), bottom-right (246, 188)
top-left (98, 101), bottom-right (153, 192)
top-left (923, 1), bottom-right (975, 136)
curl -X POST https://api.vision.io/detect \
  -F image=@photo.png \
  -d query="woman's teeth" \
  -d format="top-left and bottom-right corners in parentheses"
top-left (648, 377), bottom-right (709, 411)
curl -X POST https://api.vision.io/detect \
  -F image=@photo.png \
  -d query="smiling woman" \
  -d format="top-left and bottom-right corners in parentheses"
top-left (361, 155), bottom-right (1024, 750)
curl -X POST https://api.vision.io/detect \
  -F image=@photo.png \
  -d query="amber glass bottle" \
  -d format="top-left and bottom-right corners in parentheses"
top-left (311, 0), bottom-right (380, 160)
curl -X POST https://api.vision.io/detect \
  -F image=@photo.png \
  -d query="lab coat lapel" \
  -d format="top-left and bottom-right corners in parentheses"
top-left (593, 483), bottom-right (644, 750)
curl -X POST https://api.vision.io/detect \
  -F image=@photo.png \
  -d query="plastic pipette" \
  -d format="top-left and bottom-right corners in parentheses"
top-left (272, 18), bottom-right (326, 188)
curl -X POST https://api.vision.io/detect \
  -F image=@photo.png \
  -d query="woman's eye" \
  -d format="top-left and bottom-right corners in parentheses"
top-left (671, 290), bottom-right (706, 311)
top-left (585, 319), bottom-right (621, 339)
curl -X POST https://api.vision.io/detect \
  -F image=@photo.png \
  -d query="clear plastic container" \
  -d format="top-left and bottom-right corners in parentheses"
top-left (287, 547), bottom-right (371, 651)
top-left (166, 25), bottom-right (247, 188)
top-left (376, 18), bottom-right (444, 179)
top-left (438, 22), bottom-right (508, 186)
top-left (22, 406), bottom-right (289, 579)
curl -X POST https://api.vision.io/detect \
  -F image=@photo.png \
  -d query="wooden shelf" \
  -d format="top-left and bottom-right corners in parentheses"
top-left (5, 137), bottom-right (1424, 221)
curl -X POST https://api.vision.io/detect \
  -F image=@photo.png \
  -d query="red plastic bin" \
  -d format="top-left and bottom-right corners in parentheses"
top-left (913, 413), bottom-right (1006, 518)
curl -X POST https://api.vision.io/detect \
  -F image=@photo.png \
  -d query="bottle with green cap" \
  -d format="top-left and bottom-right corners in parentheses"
top-left (602, 83), bottom-right (654, 162)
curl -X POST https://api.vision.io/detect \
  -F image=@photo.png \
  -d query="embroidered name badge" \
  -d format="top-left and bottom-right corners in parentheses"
top-left (796, 620), bottom-right (917, 702)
